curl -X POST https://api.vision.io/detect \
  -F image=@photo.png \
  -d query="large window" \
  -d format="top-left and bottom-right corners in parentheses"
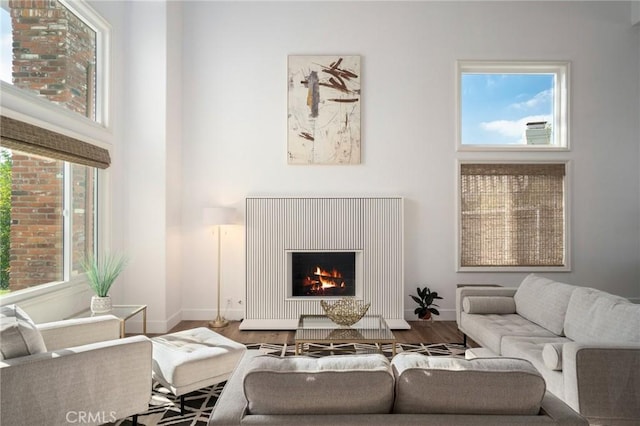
top-left (458, 162), bottom-right (568, 271)
top-left (0, 0), bottom-right (109, 297)
top-left (0, 148), bottom-right (96, 294)
top-left (1, 0), bottom-right (108, 125)
top-left (457, 61), bottom-right (569, 150)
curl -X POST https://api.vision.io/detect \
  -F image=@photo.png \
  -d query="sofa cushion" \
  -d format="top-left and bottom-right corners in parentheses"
top-left (514, 274), bottom-right (575, 336)
top-left (542, 342), bottom-right (564, 371)
top-left (564, 287), bottom-right (640, 344)
top-left (460, 312), bottom-right (557, 354)
top-left (391, 353), bottom-right (546, 415)
top-left (243, 354), bottom-right (394, 415)
top-left (0, 304), bottom-right (47, 360)
top-left (463, 296), bottom-right (516, 314)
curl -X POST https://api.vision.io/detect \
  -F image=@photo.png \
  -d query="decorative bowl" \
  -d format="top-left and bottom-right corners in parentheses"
top-left (320, 298), bottom-right (370, 327)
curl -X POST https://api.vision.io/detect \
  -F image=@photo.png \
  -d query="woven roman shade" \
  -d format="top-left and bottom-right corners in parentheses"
top-left (0, 115), bottom-right (110, 169)
top-left (460, 163), bottom-right (565, 267)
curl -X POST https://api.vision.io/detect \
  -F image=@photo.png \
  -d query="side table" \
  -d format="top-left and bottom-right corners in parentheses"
top-left (68, 305), bottom-right (147, 337)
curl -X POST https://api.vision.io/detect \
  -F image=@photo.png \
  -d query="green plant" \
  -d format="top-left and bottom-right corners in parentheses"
top-left (0, 149), bottom-right (12, 291)
top-left (410, 286), bottom-right (443, 319)
top-left (82, 253), bottom-right (128, 297)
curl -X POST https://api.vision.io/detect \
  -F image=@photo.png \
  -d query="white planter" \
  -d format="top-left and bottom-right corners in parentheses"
top-left (91, 295), bottom-right (112, 314)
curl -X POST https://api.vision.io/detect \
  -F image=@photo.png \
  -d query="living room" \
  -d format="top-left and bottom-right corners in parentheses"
top-left (3, 0), bottom-right (639, 331)
top-left (1, 0), bottom-right (639, 425)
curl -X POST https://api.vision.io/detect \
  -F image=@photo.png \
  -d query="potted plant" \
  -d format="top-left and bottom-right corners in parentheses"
top-left (82, 252), bottom-right (128, 313)
top-left (410, 286), bottom-right (443, 320)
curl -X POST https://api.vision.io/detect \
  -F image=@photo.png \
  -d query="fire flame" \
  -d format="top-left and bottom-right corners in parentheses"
top-left (314, 266), bottom-right (345, 289)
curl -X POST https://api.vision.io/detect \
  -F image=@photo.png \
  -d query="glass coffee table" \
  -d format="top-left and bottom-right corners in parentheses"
top-left (295, 314), bottom-right (397, 356)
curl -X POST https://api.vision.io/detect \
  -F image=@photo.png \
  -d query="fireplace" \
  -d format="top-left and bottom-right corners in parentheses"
top-left (243, 197), bottom-right (408, 330)
top-left (286, 250), bottom-right (363, 299)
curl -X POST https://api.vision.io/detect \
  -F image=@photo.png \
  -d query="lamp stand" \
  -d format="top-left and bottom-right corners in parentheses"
top-left (209, 225), bottom-right (228, 328)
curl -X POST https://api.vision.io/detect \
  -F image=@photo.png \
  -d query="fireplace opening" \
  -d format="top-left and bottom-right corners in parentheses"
top-left (288, 251), bottom-right (358, 298)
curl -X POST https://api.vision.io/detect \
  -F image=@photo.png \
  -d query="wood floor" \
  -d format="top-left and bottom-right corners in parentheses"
top-left (166, 319), bottom-right (477, 346)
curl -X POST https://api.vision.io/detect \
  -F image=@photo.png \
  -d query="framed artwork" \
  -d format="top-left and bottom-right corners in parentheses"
top-left (287, 55), bottom-right (361, 165)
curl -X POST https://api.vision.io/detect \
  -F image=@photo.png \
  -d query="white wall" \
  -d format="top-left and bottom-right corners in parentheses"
top-left (165, 0), bottom-right (184, 330)
top-left (117, 0), bottom-right (185, 333)
top-left (176, 1), bottom-right (640, 323)
top-left (24, 1), bottom-right (632, 329)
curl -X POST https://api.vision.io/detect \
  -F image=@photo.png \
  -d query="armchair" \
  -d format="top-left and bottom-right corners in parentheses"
top-left (1, 306), bottom-right (152, 426)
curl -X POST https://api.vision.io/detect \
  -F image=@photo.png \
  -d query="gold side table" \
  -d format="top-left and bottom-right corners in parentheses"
top-left (68, 305), bottom-right (147, 337)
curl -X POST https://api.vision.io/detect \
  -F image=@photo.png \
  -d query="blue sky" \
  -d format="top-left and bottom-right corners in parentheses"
top-left (1, 7), bottom-right (11, 83)
top-left (461, 73), bottom-right (554, 145)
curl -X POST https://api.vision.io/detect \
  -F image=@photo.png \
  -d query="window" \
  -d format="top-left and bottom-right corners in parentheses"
top-left (457, 61), bottom-right (569, 150)
top-left (0, 0), bottom-right (110, 297)
top-left (1, 0), bottom-right (108, 124)
top-left (0, 148), bottom-right (96, 294)
top-left (458, 162), bottom-right (568, 271)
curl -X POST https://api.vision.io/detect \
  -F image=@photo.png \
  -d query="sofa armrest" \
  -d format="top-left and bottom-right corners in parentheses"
top-left (209, 350), bottom-right (261, 426)
top-left (0, 335), bottom-right (152, 425)
top-left (37, 315), bottom-right (121, 350)
top-left (455, 287), bottom-right (518, 326)
top-left (539, 391), bottom-right (589, 425)
top-left (562, 342), bottom-right (640, 424)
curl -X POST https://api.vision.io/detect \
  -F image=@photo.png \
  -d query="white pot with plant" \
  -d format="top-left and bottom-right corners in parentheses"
top-left (83, 253), bottom-right (128, 314)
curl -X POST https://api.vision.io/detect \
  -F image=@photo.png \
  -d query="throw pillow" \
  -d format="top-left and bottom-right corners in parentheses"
top-left (564, 287), bottom-right (640, 343)
top-left (542, 342), bottom-right (563, 371)
top-left (0, 304), bottom-right (47, 360)
top-left (463, 296), bottom-right (516, 314)
top-left (243, 354), bottom-right (394, 415)
top-left (513, 274), bottom-right (575, 336)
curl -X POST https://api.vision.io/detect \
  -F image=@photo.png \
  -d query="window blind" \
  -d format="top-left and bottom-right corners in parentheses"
top-left (460, 163), bottom-right (565, 267)
top-left (0, 115), bottom-right (110, 169)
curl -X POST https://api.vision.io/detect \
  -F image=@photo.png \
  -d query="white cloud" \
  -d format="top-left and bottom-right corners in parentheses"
top-left (481, 115), bottom-right (551, 143)
top-left (510, 89), bottom-right (553, 110)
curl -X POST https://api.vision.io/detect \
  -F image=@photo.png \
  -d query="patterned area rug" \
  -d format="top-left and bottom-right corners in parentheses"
top-left (111, 342), bottom-right (466, 426)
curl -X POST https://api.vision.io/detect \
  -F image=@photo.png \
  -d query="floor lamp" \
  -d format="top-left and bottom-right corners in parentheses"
top-left (203, 207), bottom-right (236, 328)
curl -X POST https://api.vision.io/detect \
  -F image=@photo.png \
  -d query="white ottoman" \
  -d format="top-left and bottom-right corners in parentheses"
top-left (151, 327), bottom-right (246, 413)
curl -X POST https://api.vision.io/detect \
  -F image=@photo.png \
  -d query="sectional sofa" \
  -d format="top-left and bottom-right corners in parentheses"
top-left (209, 350), bottom-right (587, 425)
top-left (456, 274), bottom-right (640, 426)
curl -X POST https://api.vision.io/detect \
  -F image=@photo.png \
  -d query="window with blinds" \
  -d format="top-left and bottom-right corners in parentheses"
top-left (459, 163), bottom-right (567, 270)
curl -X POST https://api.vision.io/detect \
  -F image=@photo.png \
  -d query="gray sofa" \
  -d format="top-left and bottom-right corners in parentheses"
top-left (456, 274), bottom-right (640, 426)
top-left (209, 350), bottom-right (587, 425)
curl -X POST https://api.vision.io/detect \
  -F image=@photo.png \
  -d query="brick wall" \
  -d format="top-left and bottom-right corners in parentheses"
top-left (10, 155), bottom-right (64, 290)
top-left (8, 0), bottom-right (96, 291)
top-left (10, 0), bottom-right (96, 119)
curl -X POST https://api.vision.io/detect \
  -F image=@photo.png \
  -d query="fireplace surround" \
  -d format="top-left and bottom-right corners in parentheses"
top-left (242, 197), bottom-right (408, 330)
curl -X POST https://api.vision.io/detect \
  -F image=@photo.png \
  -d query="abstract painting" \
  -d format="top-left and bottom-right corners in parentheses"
top-left (287, 55), bottom-right (361, 165)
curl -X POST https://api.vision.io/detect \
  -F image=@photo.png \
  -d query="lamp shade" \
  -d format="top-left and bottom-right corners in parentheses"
top-left (203, 207), bottom-right (236, 226)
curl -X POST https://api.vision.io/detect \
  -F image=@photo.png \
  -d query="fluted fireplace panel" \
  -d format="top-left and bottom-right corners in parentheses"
top-left (242, 197), bottom-right (407, 330)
